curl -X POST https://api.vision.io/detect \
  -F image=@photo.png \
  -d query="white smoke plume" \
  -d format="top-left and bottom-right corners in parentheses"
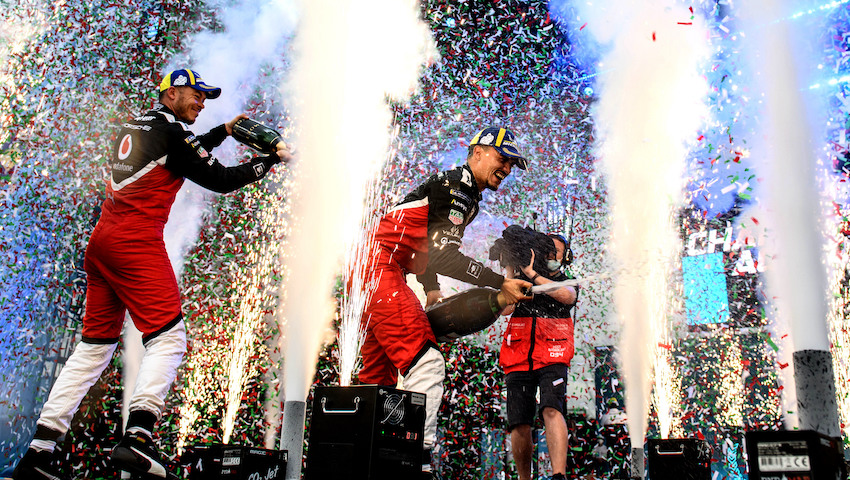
top-left (281, 0), bottom-right (435, 402)
top-left (738, 0), bottom-right (833, 432)
top-left (580, 0), bottom-right (710, 448)
top-left (738, 0), bottom-right (830, 353)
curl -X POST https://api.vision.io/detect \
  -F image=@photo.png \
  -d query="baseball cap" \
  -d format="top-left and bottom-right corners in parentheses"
top-left (469, 126), bottom-right (528, 170)
top-left (159, 69), bottom-right (221, 99)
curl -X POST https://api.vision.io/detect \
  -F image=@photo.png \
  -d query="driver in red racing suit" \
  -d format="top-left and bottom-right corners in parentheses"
top-left (360, 126), bottom-right (533, 479)
top-left (13, 69), bottom-right (292, 480)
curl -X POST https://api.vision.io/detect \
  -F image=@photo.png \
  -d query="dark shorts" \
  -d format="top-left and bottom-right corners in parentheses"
top-left (505, 364), bottom-right (568, 430)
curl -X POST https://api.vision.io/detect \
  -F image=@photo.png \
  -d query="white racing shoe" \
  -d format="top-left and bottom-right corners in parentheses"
top-left (110, 431), bottom-right (177, 480)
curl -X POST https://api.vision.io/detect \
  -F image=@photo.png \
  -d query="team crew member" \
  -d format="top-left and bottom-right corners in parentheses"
top-left (360, 126), bottom-right (533, 479)
top-left (499, 233), bottom-right (578, 480)
top-left (13, 69), bottom-right (292, 480)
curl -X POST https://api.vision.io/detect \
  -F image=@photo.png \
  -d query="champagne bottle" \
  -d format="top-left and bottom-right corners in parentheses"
top-left (232, 118), bottom-right (283, 154)
top-left (425, 287), bottom-right (504, 342)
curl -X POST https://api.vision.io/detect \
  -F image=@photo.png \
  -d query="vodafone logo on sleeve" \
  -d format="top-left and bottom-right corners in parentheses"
top-left (118, 134), bottom-right (133, 160)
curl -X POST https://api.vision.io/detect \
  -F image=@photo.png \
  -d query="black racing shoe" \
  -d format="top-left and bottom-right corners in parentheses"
top-left (111, 431), bottom-right (177, 480)
top-left (12, 448), bottom-right (69, 480)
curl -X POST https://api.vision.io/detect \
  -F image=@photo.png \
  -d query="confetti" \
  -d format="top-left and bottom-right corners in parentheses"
top-left (4, 1), bottom-right (850, 479)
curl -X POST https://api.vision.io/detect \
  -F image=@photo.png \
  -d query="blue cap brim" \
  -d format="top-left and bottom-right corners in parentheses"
top-left (512, 156), bottom-right (529, 170)
top-left (496, 147), bottom-right (528, 170)
top-left (192, 83), bottom-right (221, 99)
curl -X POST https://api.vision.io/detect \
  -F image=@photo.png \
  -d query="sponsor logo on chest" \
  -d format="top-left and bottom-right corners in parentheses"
top-left (549, 345), bottom-right (567, 358)
top-left (118, 134), bottom-right (133, 160)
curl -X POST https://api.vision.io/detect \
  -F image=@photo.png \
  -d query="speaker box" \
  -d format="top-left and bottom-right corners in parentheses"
top-left (745, 430), bottom-right (845, 480)
top-left (183, 444), bottom-right (287, 480)
top-left (646, 438), bottom-right (711, 480)
top-left (304, 385), bottom-right (426, 480)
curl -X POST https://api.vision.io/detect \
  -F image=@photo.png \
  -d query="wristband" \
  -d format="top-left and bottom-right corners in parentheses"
top-left (530, 273), bottom-right (540, 283)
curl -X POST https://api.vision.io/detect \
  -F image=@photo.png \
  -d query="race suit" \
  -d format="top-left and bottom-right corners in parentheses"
top-left (83, 103), bottom-right (276, 342)
top-left (36, 103), bottom-right (277, 436)
top-left (359, 163), bottom-right (505, 451)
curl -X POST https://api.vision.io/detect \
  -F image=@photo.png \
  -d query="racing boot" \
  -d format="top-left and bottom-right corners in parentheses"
top-left (111, 430), bottom-right (177, 480)
top-left (12, 448), bottom-right (69, 480)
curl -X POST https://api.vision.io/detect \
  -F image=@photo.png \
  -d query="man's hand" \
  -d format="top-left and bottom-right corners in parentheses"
top-left (496, 277), bottom-right (533, 309)
top-left (276, 144), bottom-right (294, 164)
top-left (425, 290), bottom-right (442, 307)
top-left (225, 113), bottom-right (249, 136)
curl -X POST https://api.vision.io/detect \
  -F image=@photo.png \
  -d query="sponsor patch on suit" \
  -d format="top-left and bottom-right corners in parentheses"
top-left (448, 209), bottom-right (464, 225)
top-left (466, 261), bottom-right (482, 278)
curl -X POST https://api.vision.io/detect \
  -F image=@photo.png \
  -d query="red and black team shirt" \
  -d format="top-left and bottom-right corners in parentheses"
top-left (500, 270), bottom-right (579, 373)
top-left (374, 164), bottom-right (504, 292)
top-left (106, 104), bottom-right (277, 228)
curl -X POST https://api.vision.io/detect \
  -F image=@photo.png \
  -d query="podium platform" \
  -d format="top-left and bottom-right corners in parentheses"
top-left (304, 385), bottom-right (426, 480)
